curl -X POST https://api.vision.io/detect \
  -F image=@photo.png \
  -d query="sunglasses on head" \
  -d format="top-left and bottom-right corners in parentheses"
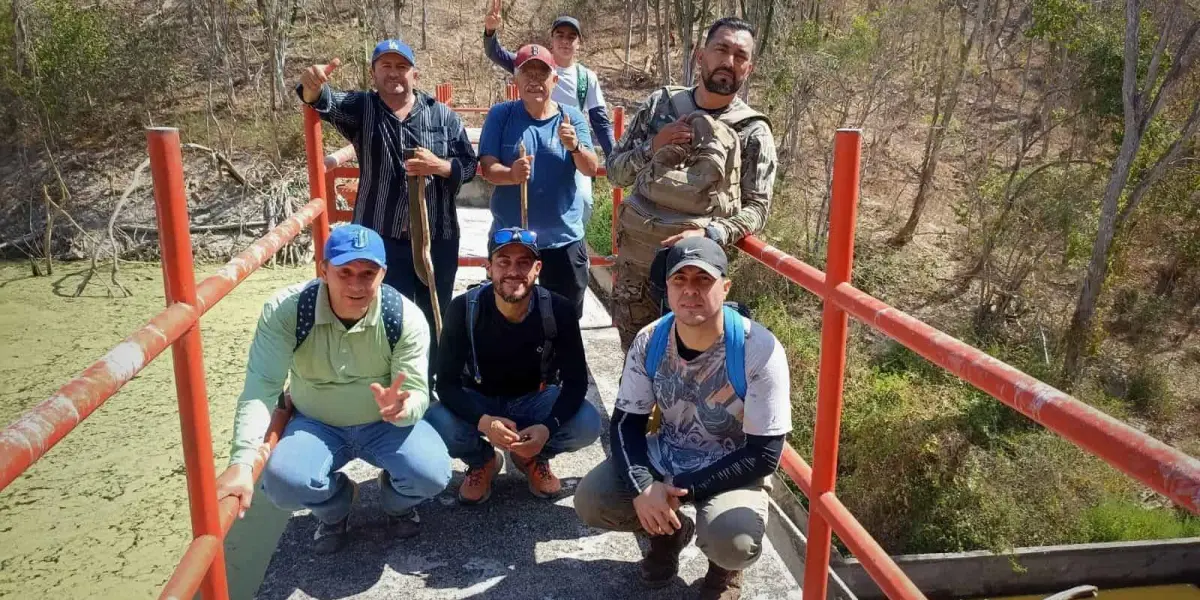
top-left (493, 228), bottom-right (537, 245)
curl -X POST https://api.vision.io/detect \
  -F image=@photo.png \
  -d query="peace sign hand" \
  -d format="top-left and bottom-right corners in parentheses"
top-left (371, 373), bottom-right (411, 423)
top-left (484, 0), bottom-right (502, 33)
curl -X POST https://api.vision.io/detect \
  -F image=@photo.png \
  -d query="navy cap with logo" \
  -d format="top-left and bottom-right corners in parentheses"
top-left (550, 16), bottom-right (583, 38)
top-left (488, 227), bottom-right (540, 259)
top-left (325, 224), bottom-right (387, 268)
top-left (372, 39), bottom-right (416, 66)
top-left (665, 236), bottom-right (728, 279)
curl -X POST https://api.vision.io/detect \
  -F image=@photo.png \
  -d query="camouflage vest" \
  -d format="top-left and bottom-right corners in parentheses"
top-left (631, 86), bottom-right (770, 225)
top-left (635, 112), bottom-right (742, 218)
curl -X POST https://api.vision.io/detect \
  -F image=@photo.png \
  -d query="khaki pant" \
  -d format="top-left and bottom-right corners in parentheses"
top-left (612, 202), bottom-right (700, 350)
top-left (574, 457), bottom-right (771, 571)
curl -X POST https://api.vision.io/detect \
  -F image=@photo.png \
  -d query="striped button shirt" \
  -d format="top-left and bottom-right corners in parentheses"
top-left (301, 86), bottom-right (479, 240)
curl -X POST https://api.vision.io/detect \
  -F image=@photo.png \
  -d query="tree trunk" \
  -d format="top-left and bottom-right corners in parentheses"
top-left (676, 0), bottom-right (694, 85)
top-left (890, 0), bottom-right (979, 247)
top-left (421, 0), bottom-right (428, 49)
top-left (625, 0), bottom-right (635, 72)
top-left (11, 0), bottom-right (31, 76)
top-left (1061, 3), bottom-right (1200, 382)
top-left (641, 0), bottom-right (650, 46)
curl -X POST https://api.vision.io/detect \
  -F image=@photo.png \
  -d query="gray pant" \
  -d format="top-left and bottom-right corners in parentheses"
top-left (574, 457), bottom-right (770, 571)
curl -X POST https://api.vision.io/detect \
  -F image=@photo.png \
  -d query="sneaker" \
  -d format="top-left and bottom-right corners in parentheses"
top-left (699, 561), bottom-right (744, 600)
top-left (312, 479), bottom-right (358, 554)
top-left (458, 448), bottom-right (503, 505)
top-left (639, 512), bottom-right (695, 588)
top-left (385, 507), bottom-right (421, 540)
top-left (511, 453), bottom-right (562, 498)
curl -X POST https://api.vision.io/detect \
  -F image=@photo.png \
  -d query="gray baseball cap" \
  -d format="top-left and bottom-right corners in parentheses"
top-left (665, 237), bottom-right (728, 279)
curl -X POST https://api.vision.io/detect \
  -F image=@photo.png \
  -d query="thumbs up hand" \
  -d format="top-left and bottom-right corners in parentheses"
top-left (558, 111), bottom-right (579, 152)
top-left (300, 58), bottom-right (341, 103)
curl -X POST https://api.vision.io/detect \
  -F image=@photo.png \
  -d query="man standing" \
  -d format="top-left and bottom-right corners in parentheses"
top-left (297, 40), bottom-right (478, 367)
top-left (478, 45), bottom-right (600, 318)
top-left (606, 18), bottom-right (777, 349)
top-left (424, 227), bottom-right (601, 504)
top-left (574, 237), bottom-right (791, 600)
top-left (216, 225), bottom-right (452, 555)
top-left (483, 7), bottom-right (616, 158)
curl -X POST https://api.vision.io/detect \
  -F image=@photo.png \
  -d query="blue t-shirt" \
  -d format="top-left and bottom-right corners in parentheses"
top-left (478, 101), bottom-right (594, 249)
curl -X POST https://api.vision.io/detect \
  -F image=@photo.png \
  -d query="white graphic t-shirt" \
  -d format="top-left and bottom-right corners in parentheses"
top-left (615, 315), bottom-right (792, 476)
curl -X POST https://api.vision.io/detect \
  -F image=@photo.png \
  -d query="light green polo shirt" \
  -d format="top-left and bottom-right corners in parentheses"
top-left (229, 279), bottom-right (430, 467)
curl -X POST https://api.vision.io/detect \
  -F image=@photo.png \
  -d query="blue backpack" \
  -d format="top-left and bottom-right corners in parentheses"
top-left (293, 280), bottom-right (406, 351)
top-left (643, 304), bottom-right (750, 401)
top-left (463, 283), bottom-right (558, 386)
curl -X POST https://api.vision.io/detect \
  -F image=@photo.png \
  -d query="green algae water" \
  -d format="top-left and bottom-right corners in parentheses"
top-left (0, 260), bottom-right (311, 599)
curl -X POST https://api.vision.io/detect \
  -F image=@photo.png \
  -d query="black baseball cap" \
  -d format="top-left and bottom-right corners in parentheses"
top-left (665, 237), bottom-right (727, 279)
top-left (488, 227), bottom-right (540, 259)
top-left (550, 16), bottom-right (582, 38)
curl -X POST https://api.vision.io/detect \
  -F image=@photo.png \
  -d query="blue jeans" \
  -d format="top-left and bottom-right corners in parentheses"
top-left (260, 413), bottom-right (452, 524)
top-left (424, 386), bottom-right (602, 468)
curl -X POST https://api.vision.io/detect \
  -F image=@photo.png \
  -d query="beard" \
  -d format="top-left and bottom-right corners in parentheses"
top-left (496, 278), bottom-right (532, 303)
top-left (700, 64), bottom-right (743, 95)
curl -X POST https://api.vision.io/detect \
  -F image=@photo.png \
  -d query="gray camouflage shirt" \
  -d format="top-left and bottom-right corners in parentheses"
top-left (608, 87), bottom-right (777, 245)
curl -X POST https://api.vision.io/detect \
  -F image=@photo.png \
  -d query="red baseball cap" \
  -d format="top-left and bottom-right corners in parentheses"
top-left (514, 44), bottom-right (556, 70)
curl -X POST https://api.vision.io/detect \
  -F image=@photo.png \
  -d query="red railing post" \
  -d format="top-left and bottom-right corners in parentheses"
top-left (610, 106), bottom-right (625, 260)
top-left (147, 127), bottom-right (231, 600)
top-left (802, 129), bottom-right (862, 600)
top-left (304, 106), bottom-right (331, 275)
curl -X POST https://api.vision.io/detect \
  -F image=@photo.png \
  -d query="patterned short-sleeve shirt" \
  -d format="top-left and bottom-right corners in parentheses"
top-left (616, 315), bottom-right (792, 476)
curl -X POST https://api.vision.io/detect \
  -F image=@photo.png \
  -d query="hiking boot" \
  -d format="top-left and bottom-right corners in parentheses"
top-left (639, 512), bottom-right (695, 588)
top-left (385, 507), bottom-right (421, 540)
top-left (458, 448), bottom-right (503, 505)
top-left (699, 561), bottom-right (744, 600)
top-left (312, 479), bottom-right (358, 554)
top-left (511, 453), bottom-right (562, 498)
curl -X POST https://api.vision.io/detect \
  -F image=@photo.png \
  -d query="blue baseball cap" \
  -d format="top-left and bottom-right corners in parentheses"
top-left (372, 39), bottom-right (416, 66)
top-left (325, 224), bottom-right (387, 268)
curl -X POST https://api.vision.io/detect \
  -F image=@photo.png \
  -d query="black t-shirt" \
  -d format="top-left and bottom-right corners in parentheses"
top-left (436, 287), bottom-right (589, 432)
top-left (676, 329), bottom-right (703, 361)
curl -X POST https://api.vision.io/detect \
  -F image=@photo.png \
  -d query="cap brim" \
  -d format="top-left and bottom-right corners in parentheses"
top-left (489, 241), bottom-right (540, 258)
top-left (373, 50), bottom-right (414, 65)
top-left (517, 57), bottom-right (555, 71)
top-left (551, 22), bottom-right (582, 36)
top-left (667, 259), bottom-right (723, 279)
top-left (328, 252), bottom-right (387, 268)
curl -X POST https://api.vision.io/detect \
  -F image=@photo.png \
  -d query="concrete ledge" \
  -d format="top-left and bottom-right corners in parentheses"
top-left (833, 537), bottom-right (1200, 599)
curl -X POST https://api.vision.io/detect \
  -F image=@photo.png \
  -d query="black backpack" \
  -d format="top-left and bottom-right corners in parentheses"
top-left (294, 279), bottom-right (405, 351)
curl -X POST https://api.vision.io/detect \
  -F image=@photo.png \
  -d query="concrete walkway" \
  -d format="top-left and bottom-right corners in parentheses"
top-left (253, 209), bottom-right (804, 599)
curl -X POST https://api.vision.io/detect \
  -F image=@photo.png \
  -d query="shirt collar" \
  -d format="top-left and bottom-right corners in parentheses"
top-left (314, 280), bottom-right (382, 329)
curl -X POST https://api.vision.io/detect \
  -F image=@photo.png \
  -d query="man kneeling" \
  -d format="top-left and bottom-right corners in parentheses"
top-left (217, 225), bottom-right (452, 554)
top-left (425, 227), bottom-right (601, 503)
top-left (574, 237), bottom-right (791, 600)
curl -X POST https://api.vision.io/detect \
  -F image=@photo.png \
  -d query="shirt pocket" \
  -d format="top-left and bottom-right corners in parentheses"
top-left (416, 125), bottom-right (450, 156)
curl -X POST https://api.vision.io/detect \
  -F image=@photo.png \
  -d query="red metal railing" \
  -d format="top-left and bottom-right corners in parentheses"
top-left (2, 97), bottom-right (1197, 600)
top-left (734, 131), bottom-right (1199, 600)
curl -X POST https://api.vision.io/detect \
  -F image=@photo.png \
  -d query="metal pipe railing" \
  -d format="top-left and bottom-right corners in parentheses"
top-left (148, 128), bottom-right (230, 599)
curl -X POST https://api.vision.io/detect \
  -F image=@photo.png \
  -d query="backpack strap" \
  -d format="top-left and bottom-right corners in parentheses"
top-left (575, 64), bottom-right (589, 109)
top-left (295, 281), bottom-right (404, 352)
top-left (464, 283), bottom-right (489, 384)
top-left (643, 313), bottom-right (675, 382)
top-left (722, 305), bottom-right (748, 401)
top-left (536, 286), bottom-right (558, 384)
top-left (379, 284), bottom-right (405, 352)
top-left (294, 280), bottom-right (322, 351)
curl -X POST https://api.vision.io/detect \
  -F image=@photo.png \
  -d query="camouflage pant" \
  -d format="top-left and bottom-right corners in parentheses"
top-left (612, 203), bottom-right (696, 350)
